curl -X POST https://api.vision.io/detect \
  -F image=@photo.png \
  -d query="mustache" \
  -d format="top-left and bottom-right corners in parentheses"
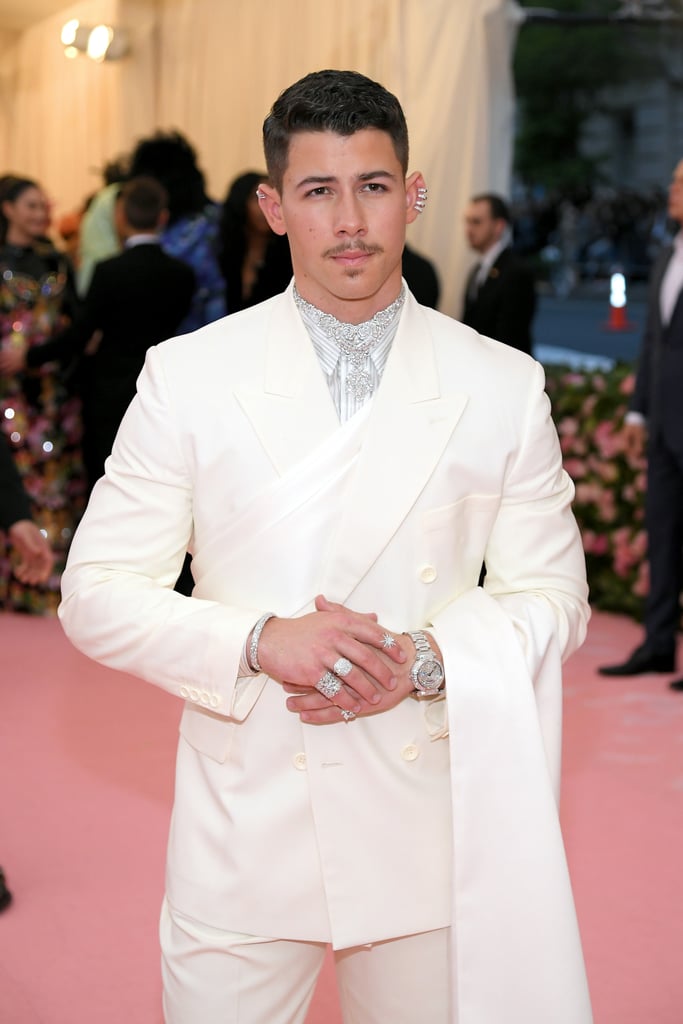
top-left (323, 242), bottom-right (383, 258)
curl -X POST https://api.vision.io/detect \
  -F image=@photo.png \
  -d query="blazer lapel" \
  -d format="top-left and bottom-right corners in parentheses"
top-left (235, 288), bottom-right (340, 473)
top-left (651, 246), bottom-right (673, 339)
top-left (322, 296), bottom-right (468, 600)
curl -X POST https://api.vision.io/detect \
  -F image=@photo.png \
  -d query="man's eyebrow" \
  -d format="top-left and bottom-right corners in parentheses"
top-left (295, 175), bottom-right (338, 189)
top-left (294, 170), bottom-right (398, 189)
top-left (357, 170), bottom-right (397, 182)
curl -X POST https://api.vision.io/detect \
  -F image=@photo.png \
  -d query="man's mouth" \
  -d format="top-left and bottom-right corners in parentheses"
top-left (325, 243), bottom-right (382, 266)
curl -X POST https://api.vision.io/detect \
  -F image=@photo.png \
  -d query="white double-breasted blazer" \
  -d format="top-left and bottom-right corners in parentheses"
top-left (60, 284), bottom-right (592, 1023)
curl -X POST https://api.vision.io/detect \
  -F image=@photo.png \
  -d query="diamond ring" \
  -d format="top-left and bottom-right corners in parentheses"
top-left (315, 672), bottom-right (342, 700)
top-left (340, 709), bottom-right (356, 722)
top-left (333, 657), bottom-right (353, 678)
top-left (381, 633), bottom-right (396, 649)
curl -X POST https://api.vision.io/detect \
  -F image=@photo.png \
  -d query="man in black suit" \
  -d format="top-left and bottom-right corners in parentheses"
top-left (600, 160), bottom-right (683, 689)
top-left (461, 193), bottom-right (536, 355)
top-left (1, 177), bottom-right (196, 490)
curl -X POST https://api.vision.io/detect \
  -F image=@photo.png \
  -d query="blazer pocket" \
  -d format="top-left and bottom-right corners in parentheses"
top-left (421, 495), bottom-right (500, 588)
top-left (179, 704), bottom-right (236, 764)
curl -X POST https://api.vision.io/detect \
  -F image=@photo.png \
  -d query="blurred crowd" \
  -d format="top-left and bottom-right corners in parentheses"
top-left (510, 185), bottom-right (671, 292)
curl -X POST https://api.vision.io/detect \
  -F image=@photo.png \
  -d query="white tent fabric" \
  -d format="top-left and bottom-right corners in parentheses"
top-left (0, 0), bottom-right (521, 317)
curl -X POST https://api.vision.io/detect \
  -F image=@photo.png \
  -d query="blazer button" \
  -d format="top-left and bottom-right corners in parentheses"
top-left (293, 753), bottom-right (307, 771)
top-left (200, 691), bottom-right (211, 705)
top-left (419, 565), bottom-right (437, 583)
top-left (189, 688), bottom-right (200, 702)
top-left (401, 744), bottom-right (420, 762)
top-left (179, 685), bottom-right (190, 699)
top-left (209, 695), bottom-right (220, 709)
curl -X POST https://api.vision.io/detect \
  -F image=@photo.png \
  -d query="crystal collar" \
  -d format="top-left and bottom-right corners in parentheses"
top-left (293, 285), bottom-right (405, 361)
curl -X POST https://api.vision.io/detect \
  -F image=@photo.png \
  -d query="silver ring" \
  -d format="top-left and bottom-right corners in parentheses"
top-left (381, 633), bottom-right (396, 649)
top-left (315, 671), bottom-right (342, 699)
top-left (340, 709), bottom-right (356, 722)
top-left (333, 657), bottom-right (353, 678)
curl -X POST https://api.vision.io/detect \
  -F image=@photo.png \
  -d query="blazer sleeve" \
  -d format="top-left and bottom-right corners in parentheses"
top-left (429, 360), bottom-right (589, 779)
top-left (629, 248), bottom-right (669, 417)
top-left (26, 262), bottom-right (109, 369)
top-left (58, 344), bottom-right (262, 719)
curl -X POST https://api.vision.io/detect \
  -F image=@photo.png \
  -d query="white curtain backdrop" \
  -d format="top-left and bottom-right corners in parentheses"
top-left (0, 0), bottom-right (522, 318)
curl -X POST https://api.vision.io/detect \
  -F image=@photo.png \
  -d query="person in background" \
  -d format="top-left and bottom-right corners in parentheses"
top-left (218, 170), bottom-right (294, 313)
top-left (0, 176), bottom-right (84, 613)
top-left (76, 156), bottom-right (130, 296)
top-left (2, 177), bottom-right (195, 492)
top-left (128, 131), bottom-right (225, 331)
top-left (59, 70), bottom-right (592, 1023)
top-left (402, 241), bottom-right (440, 308)
top-left (1, 431), bottom-right (54, 909)
top-left (599, 158), bottom-right (683, 691)
top-left (462, 192), bottom-right (536, 354)
top-left (1, 431), bottom-right (55, 586)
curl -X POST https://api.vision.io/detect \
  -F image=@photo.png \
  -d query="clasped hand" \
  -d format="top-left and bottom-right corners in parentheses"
top-left (256, 595), bottom-right (415, 724)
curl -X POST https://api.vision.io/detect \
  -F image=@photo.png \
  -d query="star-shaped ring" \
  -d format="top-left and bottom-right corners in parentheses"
top-left (381, 633), bottom-right (396, 649)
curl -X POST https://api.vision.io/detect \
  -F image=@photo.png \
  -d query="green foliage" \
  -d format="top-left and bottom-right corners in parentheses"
top-left (514, 0), bottom-right (661, 192)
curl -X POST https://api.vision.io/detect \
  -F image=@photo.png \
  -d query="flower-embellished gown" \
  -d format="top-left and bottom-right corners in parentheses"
top-left (0, 242), bottom-right (86, 612)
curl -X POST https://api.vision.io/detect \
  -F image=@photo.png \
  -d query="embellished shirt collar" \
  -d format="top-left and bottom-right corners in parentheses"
top-left (293, 284), bottom-right (406, 417)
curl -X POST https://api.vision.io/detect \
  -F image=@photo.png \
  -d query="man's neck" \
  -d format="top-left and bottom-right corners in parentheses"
top-left (476, 232), bottom-right (510, 262)
top-left (123, 232), bottom-right (161, 247)
top-left (293, 282), bottom-right (404, 326)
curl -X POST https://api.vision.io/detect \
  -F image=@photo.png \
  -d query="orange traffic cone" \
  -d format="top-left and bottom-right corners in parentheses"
top-left (603, 271), bottom-right (635, 331)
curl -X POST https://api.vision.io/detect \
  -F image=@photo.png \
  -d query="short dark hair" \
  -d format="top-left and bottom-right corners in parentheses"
top-left (263, 70), bottom-right (409, 193)
top-left (0, 176), bottom-right (39, 244)
top-left (471, 193), bottom-right (511, 225)
top-left (128, 130), bottom-right (208, 222)
top-left (118, 176), bottom-right (168, 232)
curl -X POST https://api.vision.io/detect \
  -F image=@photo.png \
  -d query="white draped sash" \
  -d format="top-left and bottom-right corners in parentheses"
top-left (191, 405), bottom-right (372, 616)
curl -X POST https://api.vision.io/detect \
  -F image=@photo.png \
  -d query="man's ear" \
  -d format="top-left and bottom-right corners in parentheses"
top-left (405, 171), bottom-right (426, 225)
top-left (493, 217), bottom-right (508, 242)
top-left (257, 183), bottom-right (287, 236)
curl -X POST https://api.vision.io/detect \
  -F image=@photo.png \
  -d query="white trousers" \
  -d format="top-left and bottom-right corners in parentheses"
top-left (160, 899), bottom-right (451, 1024)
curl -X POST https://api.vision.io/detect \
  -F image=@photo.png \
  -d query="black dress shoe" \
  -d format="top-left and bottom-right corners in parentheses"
top-left (598, 644), bottom-right (676, 677)
top-left (0, 868), bottom-right (12, 913)
top-left (669, 678), bottom-right (683, 692)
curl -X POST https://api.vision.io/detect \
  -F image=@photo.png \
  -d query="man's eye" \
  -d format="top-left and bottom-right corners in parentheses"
top-left (363, 183), bottom-right (387, 193)
top-left (307, 186), bottom-right (330, 197)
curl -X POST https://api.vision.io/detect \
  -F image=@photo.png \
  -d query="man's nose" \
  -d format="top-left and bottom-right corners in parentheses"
top-left (333, 193), bottom-right (367, 235)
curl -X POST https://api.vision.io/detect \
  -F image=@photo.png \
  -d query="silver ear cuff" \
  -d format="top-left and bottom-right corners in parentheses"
top-left (414, 186), bottom-right (428, 213)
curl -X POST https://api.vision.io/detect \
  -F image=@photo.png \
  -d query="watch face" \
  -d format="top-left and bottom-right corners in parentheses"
top-left (415, 659), bottom-right (445, 690)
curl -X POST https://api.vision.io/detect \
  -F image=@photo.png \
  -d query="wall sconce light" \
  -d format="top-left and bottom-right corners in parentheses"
top-left (61, 19), bottom-right (129, 62)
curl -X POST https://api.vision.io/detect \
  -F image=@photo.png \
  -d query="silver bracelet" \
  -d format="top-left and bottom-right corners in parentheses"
top-left (248, 612), bottom-right (276, 673)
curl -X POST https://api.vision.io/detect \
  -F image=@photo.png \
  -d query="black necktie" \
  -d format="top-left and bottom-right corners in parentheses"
top-left (468, 263), bottom-right (482, 301)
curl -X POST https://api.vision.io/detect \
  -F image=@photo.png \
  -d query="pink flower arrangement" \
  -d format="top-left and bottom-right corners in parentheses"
top-left (545, 363), bottom-right (649, 620)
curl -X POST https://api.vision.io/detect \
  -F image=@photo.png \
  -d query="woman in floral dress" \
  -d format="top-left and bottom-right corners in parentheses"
top-left (0, 176), bottom-right (85, 612)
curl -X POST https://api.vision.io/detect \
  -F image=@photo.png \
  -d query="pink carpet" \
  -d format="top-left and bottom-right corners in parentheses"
top-left (1, 609), bottom-right (682, 1023)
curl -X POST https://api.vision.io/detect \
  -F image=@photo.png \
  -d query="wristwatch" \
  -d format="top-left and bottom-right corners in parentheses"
top-left (405, 630), bottom-right (445, 696)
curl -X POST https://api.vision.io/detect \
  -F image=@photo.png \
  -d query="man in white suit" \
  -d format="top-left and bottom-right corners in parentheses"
top-left (59, 71), bottom-right (593, 1024)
